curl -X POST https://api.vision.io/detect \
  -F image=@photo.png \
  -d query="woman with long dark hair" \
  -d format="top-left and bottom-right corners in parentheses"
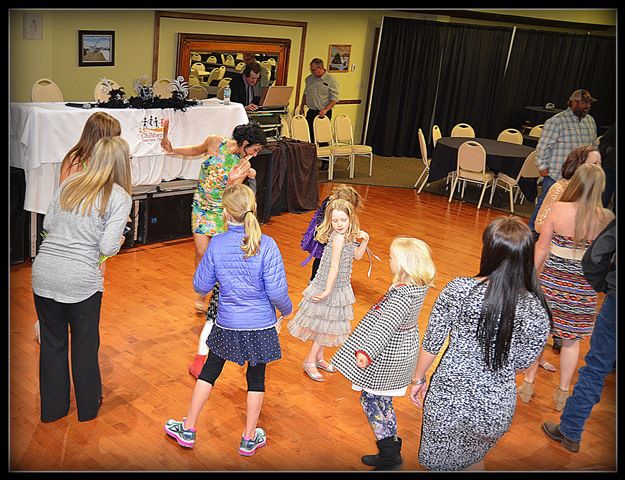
top-left (409, 216), bottom-right (551, 471)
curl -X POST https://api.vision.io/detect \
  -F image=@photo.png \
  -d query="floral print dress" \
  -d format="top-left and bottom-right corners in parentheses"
top-left (191, 138), bottom-right (242, 236)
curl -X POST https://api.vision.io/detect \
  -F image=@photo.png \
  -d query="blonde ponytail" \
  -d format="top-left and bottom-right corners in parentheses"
top-left (222, 184), bottom-right (262, 257)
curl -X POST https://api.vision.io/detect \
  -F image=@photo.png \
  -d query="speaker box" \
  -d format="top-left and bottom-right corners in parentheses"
top-left (10, 167), bottom-right (29, 264)
top-left (142, 191), bottom-right (194, 244)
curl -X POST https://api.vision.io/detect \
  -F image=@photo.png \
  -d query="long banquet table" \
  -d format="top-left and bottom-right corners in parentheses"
top-left (10, 98), bottom-right (248, 214)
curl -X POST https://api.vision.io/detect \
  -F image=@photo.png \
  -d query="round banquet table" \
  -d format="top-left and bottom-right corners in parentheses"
top-left (427, 137), bottom-right (538, 202)
top-left (524, 105), bottom-right (563, 125)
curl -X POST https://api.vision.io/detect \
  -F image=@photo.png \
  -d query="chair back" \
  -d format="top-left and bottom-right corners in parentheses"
top-left (519, 150), bottom-right (539, 179)
top-left (290, 114), bottom-right (311, 142)
top-left (206, 55), bottom-right (218, 64)
top-left (235, 62), bottom-right (246, 73)
top-left (223, 54), bottom-right (235, 67)
top-left (189, 75), bottom-right (200, 86)
top-left (418, 128), bottom-right (429, 167)
top-left (528, 124), bottom-right (544, 138)
top-left (217, 66), bottom-right (226, 80)
top-left (451, 123), bottom-right (475, 138)
top-left (217, 87), bottom-right (225, 100)
top-left (432, 124), bottom-right (442, 147)
top-left (94, 79), bottom-right (121, 102)
top-left (192, 62), bottom-right (206, 74)
top-left (334, 114), bottom-right (354, 145)
top-left (217, 78), bottom-right (231, 89)
top-left (313, 116), bottom-right (334, 146)
top-left (191, 53), bottom-right (202, 62)
top-left (153, 78), bottom-right (172, 98)
top-left (457, 141), bottom-right (486, 173)
top-left (31, 78), bottom-right (63, 102)
top-left (497, 128), bottom-right (523, 145)
top-left (267, 58), bottom-right (277, 66)
top-left (281, 117), bottom-right (291, 138)
top-left (188, 85), bottom-right (208, 100)
top-left (205, 68), bottom-right (220, 86)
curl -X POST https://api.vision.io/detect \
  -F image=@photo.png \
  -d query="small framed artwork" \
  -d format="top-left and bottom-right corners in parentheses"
top-left (328, 44), bottom-right (351, 72)
top-left (79, 30), bottom-right (115, 67)
top-left (23, 13), bottom-right (43, 40)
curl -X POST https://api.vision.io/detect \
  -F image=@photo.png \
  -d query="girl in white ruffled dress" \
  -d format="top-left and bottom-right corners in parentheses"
top-left (288, 198), bottom-right (369, 382)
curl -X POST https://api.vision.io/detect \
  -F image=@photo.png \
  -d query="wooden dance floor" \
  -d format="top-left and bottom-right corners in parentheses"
top-left (9, 183), bottom-right (616, 471)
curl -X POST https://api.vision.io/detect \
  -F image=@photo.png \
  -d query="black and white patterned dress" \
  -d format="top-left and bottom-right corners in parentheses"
top-left (330, 284), bottom-right (429, 392)
top-left (419, 277), bottom-right (550, 471)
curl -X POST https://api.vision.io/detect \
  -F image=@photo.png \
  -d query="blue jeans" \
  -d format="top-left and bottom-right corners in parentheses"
top-left (559, 294), bottom-right (616, 442)
top-left (528, 175), bottom-right (556, 232)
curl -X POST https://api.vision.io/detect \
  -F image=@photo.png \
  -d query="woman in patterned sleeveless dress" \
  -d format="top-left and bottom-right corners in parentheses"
top-left (161, 122), bottom-right (266, 376)
top-left (518, 164), bottom-right (614, 411)
top-left (288, 198), bottom-right (370, 382)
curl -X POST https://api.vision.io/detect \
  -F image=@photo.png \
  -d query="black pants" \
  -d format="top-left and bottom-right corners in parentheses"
top-left (198, 349), bottom-right (267, 392)
top-left (34, 292), bottom-right (103, 422)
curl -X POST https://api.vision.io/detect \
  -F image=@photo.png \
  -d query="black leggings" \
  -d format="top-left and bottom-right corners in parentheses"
top-left (198, 350), bottom-right (267, 392)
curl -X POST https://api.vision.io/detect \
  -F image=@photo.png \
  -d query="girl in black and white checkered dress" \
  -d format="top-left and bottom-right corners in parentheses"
top-left (331, 236), bottom-right (436, 470)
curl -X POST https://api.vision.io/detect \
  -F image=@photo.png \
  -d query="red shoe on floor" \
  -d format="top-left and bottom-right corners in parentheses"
top-left (188, 354), bottom-right (207, 379)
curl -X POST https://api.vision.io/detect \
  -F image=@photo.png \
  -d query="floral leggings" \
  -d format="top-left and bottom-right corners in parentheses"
top-left (359, 391), bottom-right (397, 440)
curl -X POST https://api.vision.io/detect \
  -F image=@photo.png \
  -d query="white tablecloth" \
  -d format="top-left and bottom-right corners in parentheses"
top-left (10, 99), bottom-right (248, 214)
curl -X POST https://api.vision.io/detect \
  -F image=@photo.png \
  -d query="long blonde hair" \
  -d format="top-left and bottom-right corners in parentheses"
top-left (60, 112), bottom-right (122, 176)
top-left (60, 136), bottom-right (132, 217)
top-left (559, 163), bottom-right (607, 247)
top-left (315, 198), bottom-right (360, 244)
top-left (390, 236), bottom-right (436, 286)
top-left (222, 184), bottom-right (262, 258)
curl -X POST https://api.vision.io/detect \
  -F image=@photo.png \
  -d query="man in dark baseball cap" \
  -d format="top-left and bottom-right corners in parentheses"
top-left (567, 89), bottom-right (596, 120)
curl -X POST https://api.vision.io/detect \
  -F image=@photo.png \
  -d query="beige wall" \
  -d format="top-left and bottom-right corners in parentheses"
top-left (10, 9), bottom-right (616, 143)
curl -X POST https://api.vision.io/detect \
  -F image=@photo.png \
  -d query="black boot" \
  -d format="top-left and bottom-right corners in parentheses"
top-left (361, 436), bottom-right (402, 467)
top-left (370, 436), bottom-right (402, 471)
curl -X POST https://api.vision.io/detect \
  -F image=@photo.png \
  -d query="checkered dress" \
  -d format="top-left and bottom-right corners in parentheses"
top-left (535, 108), bottom-right (597, 181)
top-left (330, 284), bottom-right (429, 391)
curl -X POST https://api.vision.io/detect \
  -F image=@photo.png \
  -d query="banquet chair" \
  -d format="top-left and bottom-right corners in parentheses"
top-left (489, 150), bottom-right (538, 213)
top-left (192, 62), bottom-right (207, 74)
top-left (432, 124), bottom-right (442, 147)
top-left (94, 79), bottom-right (121, 102)
top-left (260, 61), bottom-right (272, 85)
top-left (334, 114), bottom-right (373, 178)
top-left (216, 87), bottom-right (225, 100)
top-left (290, 115), bottom-right (311, 143)
top-left (189, 75), bottom-right (201, 86)
top-left (414, 128), bottom-right (431, 193)
top-left (314, 115), bottom-right (352, 181)
top-left (31, 78), bottom-right (64, 102)
top-left (528, 124), bottom-right (544, 138)
top-left (280, 116), bottom-right (291, 139)
top-left (448, 141), bottom-right (494, 210)
top-left (450, 123), bottom-right (476, 138)
top-left (206, 55), bottom-right (218, 64)
top-left (223, 54), bottom-right (235, 67)
top-left (188, 85), bottom-right (208, 100)
top-left (152, 78), bottom-right (172, 98)
top-left (497, 128), bottom-right (524, 145)
top-left (191, 53), bottom-right (202, 62)
top-left (235, 62), bottom-right (246, 73)
top-left (202, 68), bottom-right (220, 88)
top-left (217, 78), bottom-right (232, 89)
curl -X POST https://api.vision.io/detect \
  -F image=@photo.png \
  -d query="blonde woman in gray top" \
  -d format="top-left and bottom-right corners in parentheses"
top-left (32, 136), bottom-right (133, 423)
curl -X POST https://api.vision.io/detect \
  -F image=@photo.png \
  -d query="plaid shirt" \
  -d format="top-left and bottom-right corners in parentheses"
top-left (535, 108), bottom-right (597, 181)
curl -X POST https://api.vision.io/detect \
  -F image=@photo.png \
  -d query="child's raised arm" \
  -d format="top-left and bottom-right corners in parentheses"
top-left (311, 232), bottom-right (345, 302)
top-left (354, 230), bottom-right (370, 260)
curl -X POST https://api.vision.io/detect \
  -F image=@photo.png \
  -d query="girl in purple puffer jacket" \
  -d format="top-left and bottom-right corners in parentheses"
top-left (164, 184), bottom-right (292, 456)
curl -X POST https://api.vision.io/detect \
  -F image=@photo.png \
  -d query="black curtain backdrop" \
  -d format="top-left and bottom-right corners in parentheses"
top-left (489, 29), bottom-right (616, 138)
top-left (366, 17), bottom-right (615, 157)
top-left (433, 23), bottom-right (512, 140)
top-left (366, 17), bottom-right (444, 156)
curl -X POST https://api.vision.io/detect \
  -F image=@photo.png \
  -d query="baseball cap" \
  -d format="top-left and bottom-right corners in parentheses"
top-left (569, 89), bottom-right (597, 103)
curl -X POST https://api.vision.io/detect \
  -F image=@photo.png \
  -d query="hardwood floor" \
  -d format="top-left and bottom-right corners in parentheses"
top-left (9, 183), bottom-right (616, 471)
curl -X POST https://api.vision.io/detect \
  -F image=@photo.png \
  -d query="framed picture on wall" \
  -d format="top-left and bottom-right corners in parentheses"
top-left (328, 44), bottom-right (351, 72)
top-left (79, 30), bottom-right (115, 67)
top-left (23, 13), bottom-right (43, 40)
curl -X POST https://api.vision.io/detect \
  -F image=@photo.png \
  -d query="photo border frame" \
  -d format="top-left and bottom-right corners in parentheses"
top-left (78, 30), bottom-right (115, 67)
top-left (327, 44), bottom-right (351, 73)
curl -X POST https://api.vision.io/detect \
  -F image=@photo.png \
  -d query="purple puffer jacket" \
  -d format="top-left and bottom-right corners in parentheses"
top-left (193, 224), bottom-right (292, 330)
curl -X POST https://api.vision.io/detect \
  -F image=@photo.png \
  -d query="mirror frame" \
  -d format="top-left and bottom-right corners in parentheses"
top-left (176, 33), bottom-right (290, 86)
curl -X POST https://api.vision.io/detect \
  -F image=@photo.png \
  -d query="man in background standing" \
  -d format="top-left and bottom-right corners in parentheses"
top-left (298, 58), bottom-right (340, 170)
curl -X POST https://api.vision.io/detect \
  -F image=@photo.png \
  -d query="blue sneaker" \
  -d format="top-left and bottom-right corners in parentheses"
top-left (238, 428), bottom-right (266, 456)
top-left (164, 418), bottom-right (196, 448)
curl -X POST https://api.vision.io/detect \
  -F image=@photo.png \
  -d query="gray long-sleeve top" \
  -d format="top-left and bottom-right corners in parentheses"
top-left (31, 182), bottom-right (132, 303)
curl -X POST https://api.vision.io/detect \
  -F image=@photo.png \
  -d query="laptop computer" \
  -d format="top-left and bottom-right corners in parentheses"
top-left (256, 86), bottom-right (294, 110)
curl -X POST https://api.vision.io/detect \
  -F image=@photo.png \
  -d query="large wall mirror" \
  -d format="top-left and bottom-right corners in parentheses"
top-left (176, 33), bottom-right (290, 97)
